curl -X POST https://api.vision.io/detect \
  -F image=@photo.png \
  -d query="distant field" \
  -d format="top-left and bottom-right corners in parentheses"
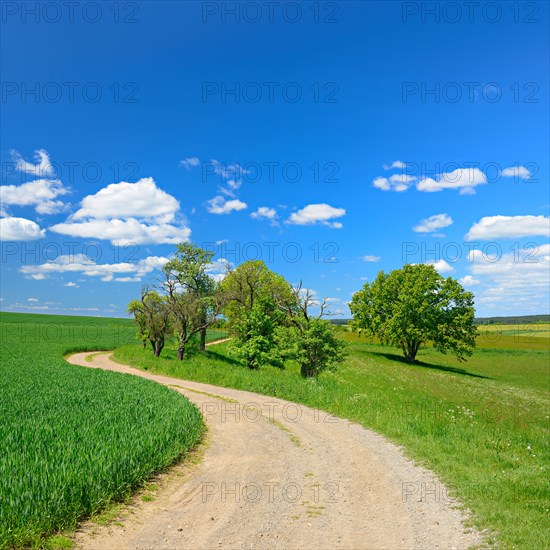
top-left (0, 312), bottom-right (204, 548)
top-left (115, 322), bottom-right (549, 548)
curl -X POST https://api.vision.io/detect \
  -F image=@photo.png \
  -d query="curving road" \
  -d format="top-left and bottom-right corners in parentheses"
top-left (66, 351), bottom-right (482, 550)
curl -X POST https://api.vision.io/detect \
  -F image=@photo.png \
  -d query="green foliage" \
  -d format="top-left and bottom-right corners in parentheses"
top-left (0, 313), bottom-right (203, 548)
top-left (229, 298), bottom-right (285, 369)
top-left (162, 243), bottom-right (219, 359)
top-left (350, 264), bottom-right (477, 363)
top-left (219, 259), bottom-right (296, 329)
top-left (290, 318), bottom-right (347, 377)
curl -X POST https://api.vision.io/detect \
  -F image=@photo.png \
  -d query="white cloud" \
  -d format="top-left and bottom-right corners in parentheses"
top-left (501, 166), bottom-right (531, 180)
top-left (459, 275), bottom-right (480, 286)
top-left (72, 178), bottom-right (179, 222)
top-left (466, 215), bottom-right (550, 240)
top-left (467, 245), bottom-right (550, 313)
top-left (0, 217), bottom-right (45, 240)
top-left (51, 218), bottom-right (191, 245)
top-left (383, 160), bottom-right (407, 170)
top-left (179, 157), bottom-right (200, 170)
top-left (287, 203), bottom-right (345, 228)
top-left (417, 168), bottom-right (487, 194)
top-left (11, 149), bottom-right (55, 177)
top-left (206, 195), bottom-right (247, 215)
top-left (251, 206), bottom-right (277, 222)
top-left (372, 174), bottom-right (414, 192)
top-left (362, 255), bottom-right (380, 262)
top-left (50, 178), bottom-right (191, 245)
top-left (64, 282), bottom-right (79, 287)
top-left (426, 259), bottom-right (454, 273)
top-left (27, 298), bottom-right (38, 302)
top-left (0, 178), bottom-right (69, 214)
top-left (413, 213), bottom-right (453, 233)
top-left (20, 254), bottom-right (169, 282)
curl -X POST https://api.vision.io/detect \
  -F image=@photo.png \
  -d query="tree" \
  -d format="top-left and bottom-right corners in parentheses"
top-left (162, 243), bottom-right (219, 360)
top-left (219, 260), bottom-right (296, 328)
top-left (129, 287), bottom-right (171, 357)
top-left (350, 264), bottom-right (477, 363)
top-left (220, 261), bottom-right (296, 368)
top-left (279, 284), bottom-right (347, 377)
top-left (127, 299), bottom-right (148, 349)
top-left (230, 297), bottom-right (286, 369)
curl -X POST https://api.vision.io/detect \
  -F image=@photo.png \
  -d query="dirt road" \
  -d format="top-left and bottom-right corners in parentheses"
top-left (66, 351), bottom-right (483, 549)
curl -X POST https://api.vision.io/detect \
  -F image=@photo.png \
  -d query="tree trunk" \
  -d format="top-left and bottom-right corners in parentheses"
top-left (150, 340), bottom-right (157, 356)
top-left (155, 338), bottom-right (164, 357)
top-left (177, 347), bottom-right (184, 361)
top-left (402, 340), bottom-right (420, 363)
top-left (142, 340), bottom-right (147, 349)
top-left (300, 363), bottom-right (315, 377)
top-left (200, 327), bottom-right (207, 352)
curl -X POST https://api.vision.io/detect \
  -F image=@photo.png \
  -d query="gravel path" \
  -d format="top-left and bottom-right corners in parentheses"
top-left (66, 351), bottom-right (483, 550)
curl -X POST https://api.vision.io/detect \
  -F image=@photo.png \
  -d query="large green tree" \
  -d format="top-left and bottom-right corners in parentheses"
top-left (350, 264), bottom-right (477, 363)
top-left (162, 243), bottom-right (219, 359)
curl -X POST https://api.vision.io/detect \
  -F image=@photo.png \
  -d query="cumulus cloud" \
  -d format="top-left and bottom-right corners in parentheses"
top-left (362, 255), bottom-right (380, 262)
top-left (287, 203), bottom-right (345, 228)
top-left (72, 178), bottom-right (179, 222)
top-left (501, 166), bottom-right (531, 180)
top-left (0, 217), bottom-right (45, 240)
top-left (206, 195), bottom-right (247, 215)
top-left (417, 168), bottom-right (487, 194)
top-left (179, 157), bottom-right (200, 170)
top-left (425, 259), bottom-right (454, 273)
top-left (383, 160), bottom-right (407, 170)
top-left (64, 282), bottom-right (79, 287)
top-left (459, 275), bottom-right (480, 286)
top-left (466, 215), bottom-right (550, 240)
top-left (251, 206), bottom-right (277, 223)
top-left (20, 254), bottom-right (169, 282)
top-left (413, 213), bottom-right (453, 233)
top-left (51, 218), bottom-right (191, 245)
top-left (11, 149), bottom-right (55, 177)
top-left (467, 245), bottom-right (550, 313)
top-left (372, 174), bottom-right (415, 192)
top-left (0, 178), bottom-right (69, 215)
top-left (49, 178), bottom-right (191, 245)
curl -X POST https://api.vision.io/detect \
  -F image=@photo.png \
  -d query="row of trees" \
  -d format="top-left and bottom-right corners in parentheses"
top-left (129, 243), bottom-right (478, 372)
top-left (127, 243), bottom-right (346, 377)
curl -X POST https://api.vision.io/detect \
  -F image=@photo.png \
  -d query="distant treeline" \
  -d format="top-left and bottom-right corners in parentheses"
top-left (473, 315), bottom-right (550, 325)
top-left (330, 315), bottom-right (550, 326)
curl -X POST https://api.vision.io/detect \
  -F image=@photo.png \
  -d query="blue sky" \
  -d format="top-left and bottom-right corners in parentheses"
top-left (1, 1), bottom-right (549, 318)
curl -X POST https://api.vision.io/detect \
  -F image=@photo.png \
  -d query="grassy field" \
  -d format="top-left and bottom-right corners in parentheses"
top-left (0, 312), bottom-right (204, 549)
top-left (114, 326), bottom-right (550, 549)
